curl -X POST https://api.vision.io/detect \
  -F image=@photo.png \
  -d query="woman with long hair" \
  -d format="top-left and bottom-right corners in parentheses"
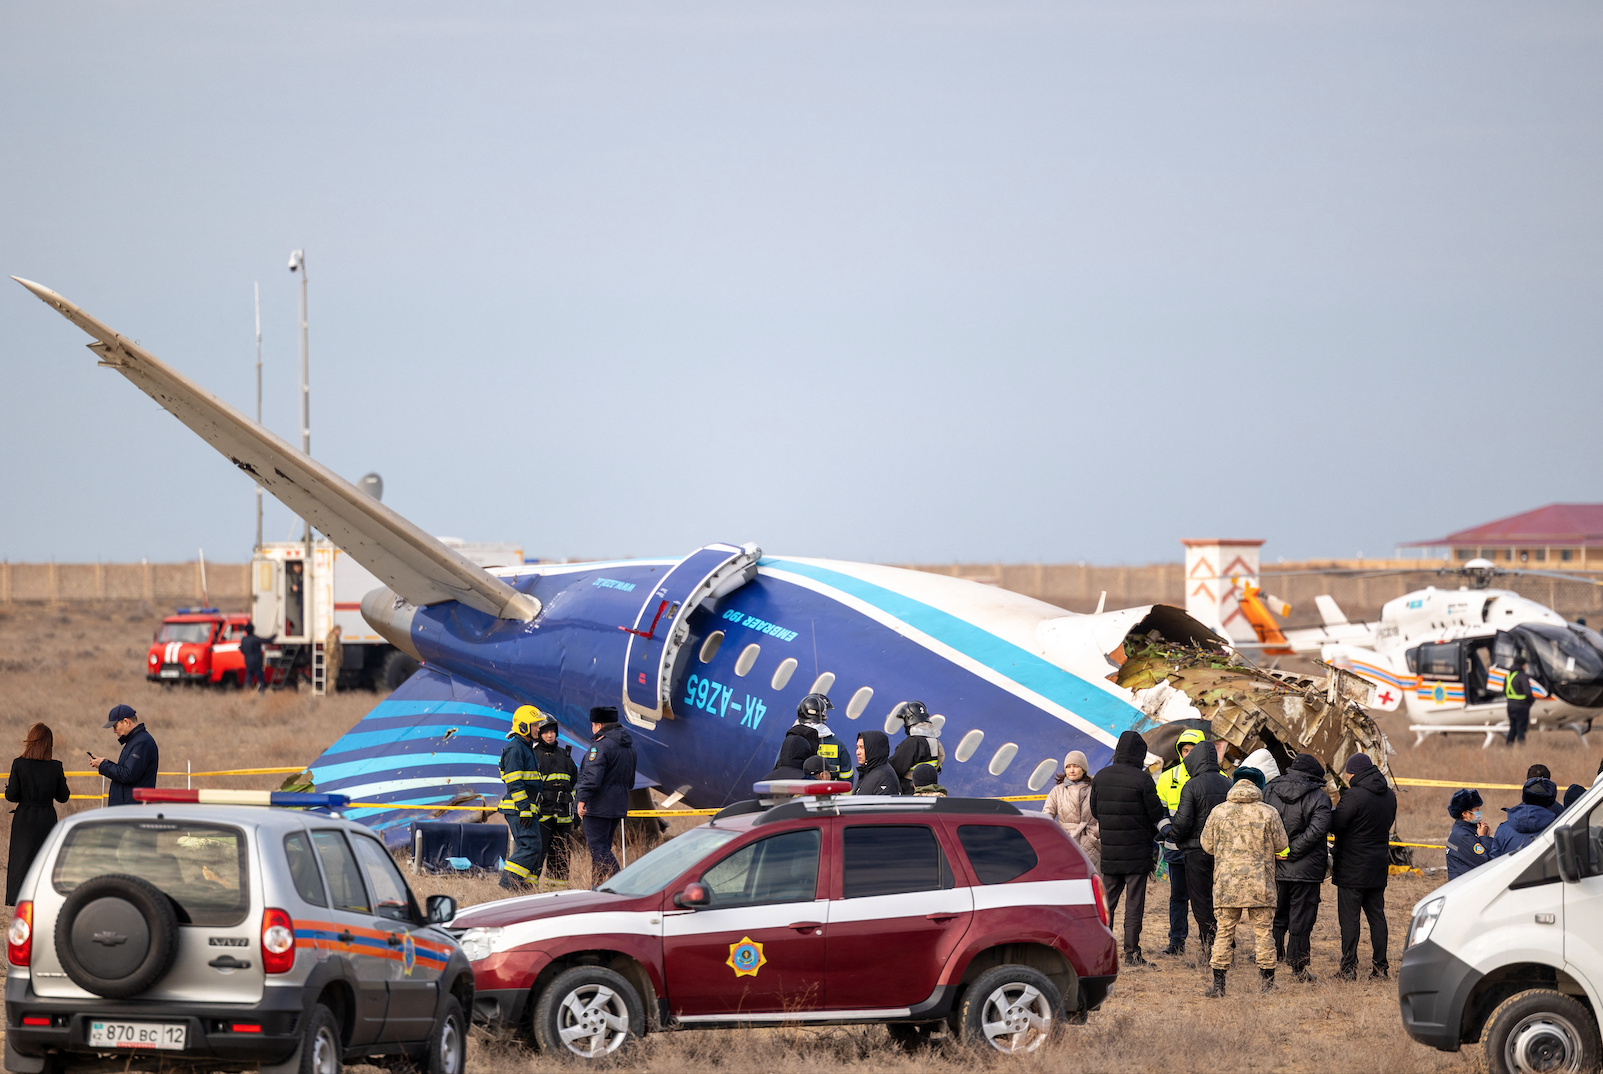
top-left (1043, 750), bottom-right (1100, 872)
top-left (6, 723), bottom-right (71, 905)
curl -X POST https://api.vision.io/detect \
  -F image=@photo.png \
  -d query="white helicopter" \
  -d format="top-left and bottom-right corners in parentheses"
top-left (1251, 559), bottom-right (1603, 746)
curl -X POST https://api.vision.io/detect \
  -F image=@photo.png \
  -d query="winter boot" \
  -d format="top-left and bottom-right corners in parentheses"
top-left (1292, 964), bottom-right (1318, 983)
top-left (1202, 969), bottom-right (1227, 998)
top-left (1123, 951), bottom-right (1155, 970)
top-left (1370, 963), bottom-right (1390, 980)
top-left (1161, 941), bottom-right (1185, 957)
top-left (1260, 967), bottom-right (1276, 992)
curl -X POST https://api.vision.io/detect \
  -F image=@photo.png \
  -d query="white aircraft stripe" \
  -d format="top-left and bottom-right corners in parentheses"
top-left (759, 564), bottom-right (1119, 748)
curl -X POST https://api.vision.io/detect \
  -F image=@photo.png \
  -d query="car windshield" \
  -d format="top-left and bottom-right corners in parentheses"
top-left (596, 826), bottom-right (740, 897)
top-left (54, 820), bottom-right (249, 927)
top-left (157, 622), bottom-right (213, 644)
top-left (1519, 623), bottom-right (1603, 684)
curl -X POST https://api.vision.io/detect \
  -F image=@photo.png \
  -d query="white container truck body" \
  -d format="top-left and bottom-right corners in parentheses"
top-left (250, 538), bottom-right (523, 690)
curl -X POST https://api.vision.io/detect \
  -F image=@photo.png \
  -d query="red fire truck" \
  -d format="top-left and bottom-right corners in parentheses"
top-left (144, 608), bottom-right (256, 687)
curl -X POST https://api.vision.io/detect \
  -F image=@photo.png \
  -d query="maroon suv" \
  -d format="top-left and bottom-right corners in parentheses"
top-left (452, 788), bottom-right (1116, 1059)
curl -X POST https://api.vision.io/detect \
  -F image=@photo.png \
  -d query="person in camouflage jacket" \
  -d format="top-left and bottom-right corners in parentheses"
top-left (1199, 776), bottom-right (1289, 996)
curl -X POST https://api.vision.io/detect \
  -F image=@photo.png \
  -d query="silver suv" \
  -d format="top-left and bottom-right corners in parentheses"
top-left (4, 805), bottom-right (472, 1074)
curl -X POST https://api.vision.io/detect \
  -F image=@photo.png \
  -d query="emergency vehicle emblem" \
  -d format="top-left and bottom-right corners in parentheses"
top-left (402, 933), bottom-right (416, 976)
top-left (726, 937), bottom-right (766, 978)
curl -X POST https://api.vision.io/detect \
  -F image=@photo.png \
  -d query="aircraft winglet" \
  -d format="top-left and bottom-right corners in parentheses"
top-left (13, 277), bottom-right (540, 622)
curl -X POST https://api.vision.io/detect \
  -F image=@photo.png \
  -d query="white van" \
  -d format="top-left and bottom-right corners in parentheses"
top-left (1400, 790), bottom-right (1603, 1074)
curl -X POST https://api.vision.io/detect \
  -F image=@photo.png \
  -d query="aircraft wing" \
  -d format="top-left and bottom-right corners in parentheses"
top-left (14, 277), bottom-right (539, 621)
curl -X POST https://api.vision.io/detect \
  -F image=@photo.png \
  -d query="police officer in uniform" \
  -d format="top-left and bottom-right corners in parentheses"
top-left (1505, 658), bottom-right (1534, 746)
top-left (498, 706), bottom-right (544, 891)
top-left (575, 706), bottom-right (636, 887)
top-left (890, 701), bottom-right (943, 794)
top-left (530, 715), bottom-right (578, 881)
top-left (797, 694), bottom-right (852, 782)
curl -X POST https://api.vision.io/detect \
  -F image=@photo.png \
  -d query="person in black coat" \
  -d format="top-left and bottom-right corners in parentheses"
top-left (1169, 738), bottom-right (1231, 956)
top-left (764, 724), bottom-right (820, 781)
top-left (6, 723), bottom-right (70, 906)
top-left (1090, 730), bottom-right (1170, 968)
top-left (1263, 752), bottom-right (1334, 980)
top-left (88, 705), bottom-right (159, 807)
top-left (575, 707), bottom-right (637, 886)
top-left (238, 622), bottom-right (273, 693)
top-left (852, 732), bottom-right (900, 796)
top-left (1331, 752), bottom-right (1397, 979)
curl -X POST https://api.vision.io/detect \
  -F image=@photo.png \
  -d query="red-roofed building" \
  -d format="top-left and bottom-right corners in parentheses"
top-left (1407, 504), bottom-right (1603, 566)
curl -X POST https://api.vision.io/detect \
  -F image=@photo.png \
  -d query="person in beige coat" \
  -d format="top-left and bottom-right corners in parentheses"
top-left (1044, 750), bottom-right (1100, 871)
top-left (1199, 770), bottom-right (1289, 997)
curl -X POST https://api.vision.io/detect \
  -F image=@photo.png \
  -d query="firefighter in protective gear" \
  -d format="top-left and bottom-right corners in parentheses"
top-left (529, 714), bottom-right (579, 881)
top-left (499, 705), bottom-right (545, 890)
top-left (890, 701), bottom-right (943, 794)
top-left (798, 693), bottom-right (853, 782)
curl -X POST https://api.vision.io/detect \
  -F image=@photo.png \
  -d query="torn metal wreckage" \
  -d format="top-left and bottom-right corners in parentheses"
top-left (1116, 636), bottom-right (1393, 790)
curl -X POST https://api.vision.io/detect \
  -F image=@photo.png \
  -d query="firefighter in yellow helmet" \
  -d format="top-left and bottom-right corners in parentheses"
top-left (499, 705), bottom-right (545, 891)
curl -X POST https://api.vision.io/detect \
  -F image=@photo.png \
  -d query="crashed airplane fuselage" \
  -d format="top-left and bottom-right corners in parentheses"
top-left (15, 276), bottom-right (1392, 843)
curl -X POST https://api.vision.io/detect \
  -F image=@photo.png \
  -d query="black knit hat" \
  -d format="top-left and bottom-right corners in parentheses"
top-left (589, 706), bottom-right (619, 725)
top-left (1448, 788), bottom-right (1482, 818)
top-left (1233, 766), bottom-right (1266, 791)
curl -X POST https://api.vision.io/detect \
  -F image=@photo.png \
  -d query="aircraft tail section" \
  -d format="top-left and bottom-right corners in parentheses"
top-left (1315, 595), bottom-right (1349, 627)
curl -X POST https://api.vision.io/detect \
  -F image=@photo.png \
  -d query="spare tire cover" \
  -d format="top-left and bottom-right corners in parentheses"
top-left (55, 873), bottom-right (180, 998)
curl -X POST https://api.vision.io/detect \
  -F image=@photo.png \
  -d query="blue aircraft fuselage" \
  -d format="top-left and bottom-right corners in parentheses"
top-left (312, 552), bottom-right (1168, 844)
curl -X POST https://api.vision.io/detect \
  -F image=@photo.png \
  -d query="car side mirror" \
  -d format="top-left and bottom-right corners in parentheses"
top-left (426, 894), bottom-right (457, 924)
top-left (673, 882), bottom-right (709, 909)
top-left (1554, 827), bottom-right (1586, 884)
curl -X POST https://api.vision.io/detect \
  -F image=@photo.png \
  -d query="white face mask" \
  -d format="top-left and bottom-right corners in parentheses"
top-left (1472, 810), bottom-right (1483, 822)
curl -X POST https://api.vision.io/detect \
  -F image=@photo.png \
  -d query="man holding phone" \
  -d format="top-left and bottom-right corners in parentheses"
top-left (87, 704), bottom-right (160, 806)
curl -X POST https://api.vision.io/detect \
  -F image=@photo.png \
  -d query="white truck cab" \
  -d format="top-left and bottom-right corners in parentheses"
top-left (1400, 781), bottom-right (1603, 1074)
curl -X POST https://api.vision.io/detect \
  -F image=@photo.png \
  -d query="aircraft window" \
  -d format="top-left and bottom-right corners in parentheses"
top-left (1416, 643), bottom-right (1460, 680)
top-left (810, 672), bottom-right (835, 695)
top-left (734, 644), bottom-right (760, 677)
top-left (699, 632), bottom-right (724, 663)
top-left (930, 714), bottom-right (946, 734)
top-left (1027, 758), bottom-right (1058, 792)
top-left (846, 687), bottom-right (873, 720)
top-left (955, 729), bottom-right (984, 762)
top-left (988, 743), bottom-right (1018, 775)
top-left (771, 658), bottom-right (798, 691)
top-left (1520, 624), bottom-right (1603, 684)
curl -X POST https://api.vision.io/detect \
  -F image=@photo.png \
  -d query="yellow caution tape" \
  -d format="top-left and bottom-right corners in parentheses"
top-left (1395, 778), bottom-right (1526, 791)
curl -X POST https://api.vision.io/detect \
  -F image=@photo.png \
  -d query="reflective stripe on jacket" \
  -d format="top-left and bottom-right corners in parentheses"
top-left (499, 736), bottom-right (540, 821)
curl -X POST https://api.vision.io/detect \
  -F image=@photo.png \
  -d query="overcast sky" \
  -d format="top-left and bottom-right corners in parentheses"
top-left (3, 2), bottom-right (1599, 567)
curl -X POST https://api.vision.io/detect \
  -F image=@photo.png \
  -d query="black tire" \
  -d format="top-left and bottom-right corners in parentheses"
top-left (297, 1004), bottom-right (343, 1074)
top-left (531, 966), bottom-right (643, 1060)
top-left (886, 1022), bottom-right (938, 1053)
top-left (379, 649), bottom-right (421, 692)
top-left (422, 995), bottom-right (466, 1074)
top-left (957, 965), bottom-right (1063, 1055)
top-left (1482, 989), bottom-right (1601, 1074)
top-left (53, 873), bottom-right (179, 999)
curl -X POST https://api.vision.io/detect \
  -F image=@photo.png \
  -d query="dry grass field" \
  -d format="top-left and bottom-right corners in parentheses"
top-left (3, 601), bottom-right (1598, 1072)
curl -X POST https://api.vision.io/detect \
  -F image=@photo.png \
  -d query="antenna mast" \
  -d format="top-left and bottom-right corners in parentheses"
top-left (254, 281), bottom-right (263, 551)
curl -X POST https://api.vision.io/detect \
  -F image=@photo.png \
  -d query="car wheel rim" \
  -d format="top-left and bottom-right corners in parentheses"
top-left (439, 1018), bottom-right (462, 1074)
top-left (311, 1026), bottom-right (339, 1074)
top-left (1506, 1012), bottom-right (1585, 1074)
top-left (979, 982), bottom-right (1051, 1054)
top-left (555, 984), bottom-right (630, 1058)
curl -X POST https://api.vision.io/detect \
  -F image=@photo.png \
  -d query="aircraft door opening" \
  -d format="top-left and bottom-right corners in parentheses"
top-left (622, 543), bottom-right (761, 727)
